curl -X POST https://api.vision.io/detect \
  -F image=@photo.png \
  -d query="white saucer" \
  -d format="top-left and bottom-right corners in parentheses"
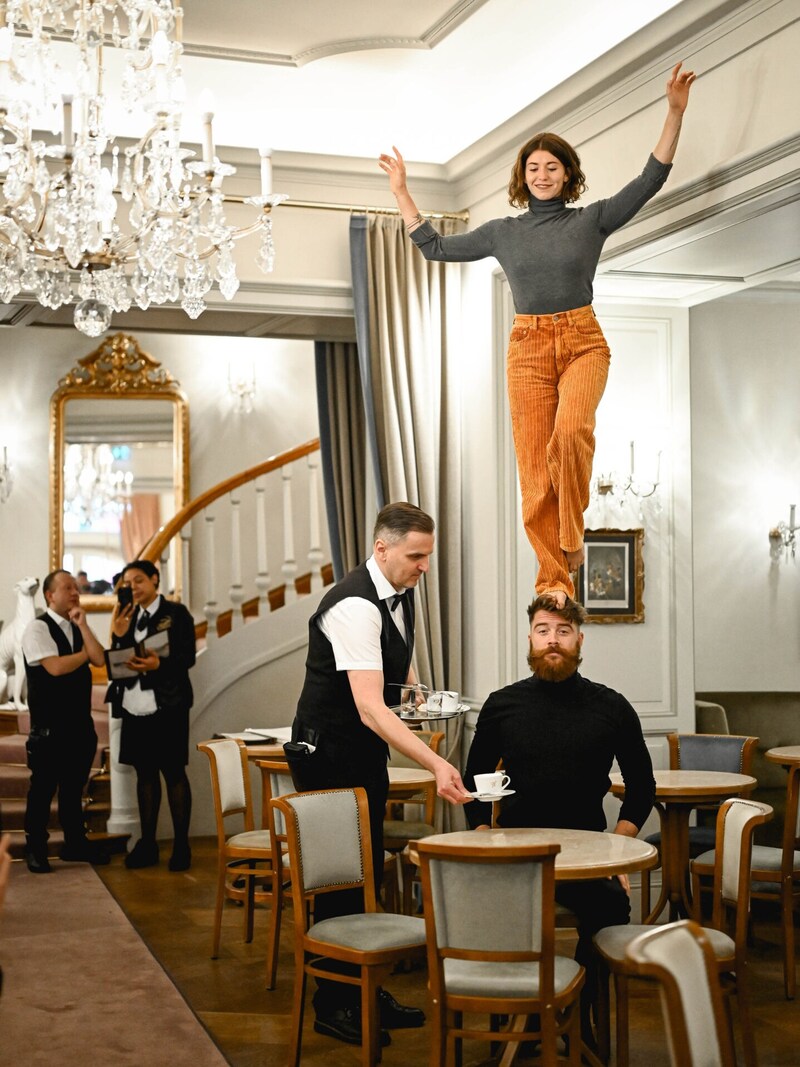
top-left (469, 788), bottom-right (516, 802)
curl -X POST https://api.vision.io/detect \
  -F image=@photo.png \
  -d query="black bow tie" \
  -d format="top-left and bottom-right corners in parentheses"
top-left (390, 594), bottom-right (404, 612)
top-left (138, 609), bottom-right (150, 626)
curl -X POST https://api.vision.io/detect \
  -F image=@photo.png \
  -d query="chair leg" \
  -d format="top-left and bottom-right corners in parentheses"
top-left (595, 959), bottom-right (612, 1065)
top-left (428, 998), bottom-right (446, 1067)
top-left (287, 953), bottom-right (307, 1067)
top-left (735, 963), bottom-right (759, 1067)
top-left (244, 868), bottom-right (256, 943)
top-left (614, 972), bottom-right (631, 1067)
top-left (781, 880), bottom-right (796, 1000)
top-left (640, 867), bottom-right (651, 922)
top-left (212, 856), bottom-right (227, 958)
top-left (265, 870), bottom-right (281, 990)
top-left (567, 999), bottom-right (583, 1067)
top-left (361, 967), bottom-right (382, 1067)
top-left (540, 1007), bottom-right (558, 1067)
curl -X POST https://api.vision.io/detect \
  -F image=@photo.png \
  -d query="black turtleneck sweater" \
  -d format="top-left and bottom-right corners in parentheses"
top-left (464, 672), bottom-right (655, 832)
top-left (410, 154), bottom-right (671, 314)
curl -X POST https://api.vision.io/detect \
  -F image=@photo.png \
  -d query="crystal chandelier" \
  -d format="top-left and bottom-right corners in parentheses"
top-left (64, 441), bottom-right (133, 524)
top-left (586, 440), bottom-right (662, 528)
top-left (0, 1), bottom-right (286, 336)
top-left (769, 504), bottom-right (797, 564)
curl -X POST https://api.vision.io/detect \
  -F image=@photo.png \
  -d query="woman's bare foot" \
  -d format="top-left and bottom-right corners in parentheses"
top-left (565, 546), bottom-right (585, 574)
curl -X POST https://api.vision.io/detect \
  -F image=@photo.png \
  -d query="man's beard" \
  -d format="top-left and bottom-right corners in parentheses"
top-left (527, 645), bottom-right (582, 682)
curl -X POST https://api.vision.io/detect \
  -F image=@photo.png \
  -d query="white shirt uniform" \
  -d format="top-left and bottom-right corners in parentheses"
top-left (122, 595), bottom-right (162, 716)
top-left (22, 608), bottom-right (75, 665)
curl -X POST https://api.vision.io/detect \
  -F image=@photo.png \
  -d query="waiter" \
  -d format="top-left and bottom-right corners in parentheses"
top-left (289, 501), bottom-right (470, 1048)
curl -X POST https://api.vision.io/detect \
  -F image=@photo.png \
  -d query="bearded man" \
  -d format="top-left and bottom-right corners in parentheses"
top-left (464, 593), bottom-right (655, 1047)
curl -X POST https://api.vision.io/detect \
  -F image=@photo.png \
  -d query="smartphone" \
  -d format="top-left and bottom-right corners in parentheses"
top-left (117, 585), bottom-right (133, 609)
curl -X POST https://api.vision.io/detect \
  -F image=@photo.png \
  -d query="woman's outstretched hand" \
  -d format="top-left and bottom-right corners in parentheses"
top-left (378, 146), bottom-right (408, 196)
top-left (666, 61), bottom-right (696, 114)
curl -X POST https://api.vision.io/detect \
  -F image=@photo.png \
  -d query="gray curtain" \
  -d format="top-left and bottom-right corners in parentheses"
top-left (349, 213), bottom-right (464, 695)
top-left (314, 340), bottom-right (369, 579)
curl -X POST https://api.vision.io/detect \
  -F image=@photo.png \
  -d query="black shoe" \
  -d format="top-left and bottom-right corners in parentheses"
top-left (25, 849), bottom-right (51, 874)
top-left (125, 840), bottom-right (160, 869)
top-left (59, 841), bottom-right (110, 865)
top-left (378, 987), bottom-right (425, 1029)
top-left (313, 1006), bottom-right (391, 1047)
top-left (168, 843), bottom-right (192, 871)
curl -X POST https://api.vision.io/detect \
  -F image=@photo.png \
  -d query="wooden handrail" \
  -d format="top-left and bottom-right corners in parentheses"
top-left (139, 437), bottom-right (321, 564)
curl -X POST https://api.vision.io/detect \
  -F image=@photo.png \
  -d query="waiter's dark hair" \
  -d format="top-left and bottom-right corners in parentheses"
top-left (121, 559), bottom-right (160, 586)
top-left (373, 502), bottom-right (435, 545)
top-left (43, 569), bottom-right (72, 597)
top-left (527, 593), bottom-right (587, 627)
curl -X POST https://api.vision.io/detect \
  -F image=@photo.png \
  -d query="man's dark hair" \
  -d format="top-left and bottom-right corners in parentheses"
top-left (373, 502), bottom-right (435, 545)
top-left (527, 593), bottom-right (587, 627)
top-left (43, 569), bottom-right (71, 597)
top-left (121, 559), bottom-right (160, 586)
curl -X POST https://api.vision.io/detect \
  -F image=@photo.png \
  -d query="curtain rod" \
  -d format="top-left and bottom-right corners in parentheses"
top-left (225, 194), bottom-right (469, 223)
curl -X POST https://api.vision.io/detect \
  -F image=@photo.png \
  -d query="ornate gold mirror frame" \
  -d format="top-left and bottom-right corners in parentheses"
top-left (50, 333), bottom-right (190, 611)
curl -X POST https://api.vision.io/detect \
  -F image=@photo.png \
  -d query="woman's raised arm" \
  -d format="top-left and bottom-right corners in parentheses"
top-left (378, 146), bottom-right (426, 232)
top-left (653, 61), bottom-right (696, 165)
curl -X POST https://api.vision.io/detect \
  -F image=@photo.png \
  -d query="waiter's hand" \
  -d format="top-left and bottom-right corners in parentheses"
top-left (433, 760), bottom-right (473, 805)
top-left (125, 650), bottom-right (160, 673)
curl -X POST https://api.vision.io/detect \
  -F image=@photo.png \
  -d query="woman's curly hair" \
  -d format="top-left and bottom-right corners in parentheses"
top-left (508, 132), bottom-right (587, 208)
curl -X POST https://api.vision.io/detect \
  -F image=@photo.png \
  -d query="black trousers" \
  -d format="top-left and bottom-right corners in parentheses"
top-left (24, 727), bottom-right (97, 851)
top-left (285, 746), bottom-right (389, 1009)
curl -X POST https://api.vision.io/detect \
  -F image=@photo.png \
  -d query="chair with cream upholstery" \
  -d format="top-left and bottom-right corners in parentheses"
top-left (255, 757), bottom-right (296, 989)
top-left (273, 787), bottom-right (427, 1067)
top-left (594, 798), bottom-right (771, 1067)
top-left (416, 835), bottom-right (584, 1067)
top-left (625, 920), bottom-right (736, 1067)
top-left (196, 739), bottom-right (276, 983)
top-left (693, 760), bottom-right (800, 1000)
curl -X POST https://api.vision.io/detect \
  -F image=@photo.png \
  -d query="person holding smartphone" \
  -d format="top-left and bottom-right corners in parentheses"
top-left (107, 560), bottom-right (196, 871)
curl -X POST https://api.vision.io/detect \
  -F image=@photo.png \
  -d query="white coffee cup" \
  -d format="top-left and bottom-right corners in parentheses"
top-left (473, 771), bottom-right (511, 796)
top-left (440, 690), bottom-right (459, 713)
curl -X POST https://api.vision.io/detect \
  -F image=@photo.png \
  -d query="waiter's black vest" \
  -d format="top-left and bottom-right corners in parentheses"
top-left (24, 614), bottom-right (93, 734)
top-left (295, 562), bottom-right (414, 765)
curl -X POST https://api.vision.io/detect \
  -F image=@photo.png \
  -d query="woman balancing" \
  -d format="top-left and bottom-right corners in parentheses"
top-left (380, 62), bottom-right (695, 606)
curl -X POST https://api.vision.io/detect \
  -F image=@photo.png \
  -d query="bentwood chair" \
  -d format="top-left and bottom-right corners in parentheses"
top-left (273, 788), bottom-right (427, 1067)
top-left (641, 733), bottom-right (759, 917)
top-left (196, 740), bottom-right (276, 984)
top-left (384, 730), bottom-right (445, 913)
top-left (595, 798), bottom-right (772, 1067)
top-left (625, 921), bottom-right (736, 1067)
top-left (416, 836), bottom-right (584, 1067)
top-left (693, 761), bottom-right (800, 1000)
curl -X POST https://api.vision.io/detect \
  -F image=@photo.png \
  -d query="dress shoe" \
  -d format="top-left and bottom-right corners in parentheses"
top-left (378, 987), bottom-right (425, 1029)
top-left (59, 841), bottom-right (110, 865)
top-left (313, 1006), bottom-right (391, 1047)
top-left (125, 840), bottom-right (160, 869)
top-left (168, 843), bottom-right (192, 871)
top-left (25, 849), bottom-right (52, 874)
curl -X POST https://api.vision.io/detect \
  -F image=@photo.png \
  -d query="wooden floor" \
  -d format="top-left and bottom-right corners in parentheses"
top-left (97, 838), bottom-right (799, 1066)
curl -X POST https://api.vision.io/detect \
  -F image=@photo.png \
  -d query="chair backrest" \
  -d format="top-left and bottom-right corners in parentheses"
top-left (710, 798), bottom-right (772, 947)
top-left (387, 730), bottom-right (445, 767)
top-left (258, 758), bottom-right (295, 844)
top-left (695, 701), bottom-right (730, 736)
top-left (273, 788), bottom-right (376, 931)
top-left (668, 733), bottom-right (758, 775)
top-left (416, 838), bottom-right (560, 1001)
top-left (625, 920), bottom-right (735, 1067)
top-left (197, 738), bottom-right (254, 842)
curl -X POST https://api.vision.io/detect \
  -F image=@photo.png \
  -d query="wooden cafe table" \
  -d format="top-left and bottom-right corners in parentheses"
top-left (609, 768), bottom-right (756, 923)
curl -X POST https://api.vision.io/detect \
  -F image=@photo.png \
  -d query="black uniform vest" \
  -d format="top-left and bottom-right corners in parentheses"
top-left (24, 614), bottom-right (93, 734)
top-left (294, 562), bottom-right (414, 765)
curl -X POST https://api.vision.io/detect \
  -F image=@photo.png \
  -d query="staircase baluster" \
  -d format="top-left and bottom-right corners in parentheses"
top-left (308, 453), bottom-right (324, 593)
top-left (204, 512), bottom-right (220, 639)
top-left (180, 519), bottom-right (192, 613)
top-left (281, 467), bottom-right (298, 604)
top-left (229, 491), bottom-right (245, 628)
top-left (254, 475), bottom-right (271, 612)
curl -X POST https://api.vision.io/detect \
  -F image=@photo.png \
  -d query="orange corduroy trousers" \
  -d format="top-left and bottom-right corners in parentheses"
top-left (506, 305), bottom-right (610, 598)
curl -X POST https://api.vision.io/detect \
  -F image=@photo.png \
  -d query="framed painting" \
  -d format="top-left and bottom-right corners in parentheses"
top-left (575, 528), bottom-right (644, 623)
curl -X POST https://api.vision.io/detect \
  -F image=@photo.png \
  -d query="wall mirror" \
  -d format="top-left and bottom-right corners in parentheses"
top-left (50, 333), bottom-right (190, 611)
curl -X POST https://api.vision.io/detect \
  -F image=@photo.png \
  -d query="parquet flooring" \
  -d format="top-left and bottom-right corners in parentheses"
top-left (98, 838), bottom-right (799, 1066)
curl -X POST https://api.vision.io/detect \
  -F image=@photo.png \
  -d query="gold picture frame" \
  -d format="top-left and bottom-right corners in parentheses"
top-left (575, 528), bottom-right (644, 624)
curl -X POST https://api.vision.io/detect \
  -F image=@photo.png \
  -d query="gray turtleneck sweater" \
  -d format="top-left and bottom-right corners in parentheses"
top-left (409, 154), bottom-right (671, 315)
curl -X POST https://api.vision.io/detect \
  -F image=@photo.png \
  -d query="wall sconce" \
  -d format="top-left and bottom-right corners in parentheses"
top-left (769, 504), bottom-right (797, 563)
top-left (228, 361), bottom-right (257, 414)
top-left (587, 441), bottom-right (662, 527)
top-left (0, 447), bottom-right (12, 503)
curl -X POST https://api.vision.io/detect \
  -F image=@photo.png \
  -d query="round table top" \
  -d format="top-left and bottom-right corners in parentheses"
top-left (415, 827), bottom-right (657, 880)
top-left (765, 746), bottom-right (800, 766)
top-left (609, 769), bottom-right (756, 802)
top-left (388, 766), bottom-right (436, 787)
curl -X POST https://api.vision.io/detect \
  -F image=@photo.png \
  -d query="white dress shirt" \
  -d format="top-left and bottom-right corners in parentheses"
top-left (21, 608), bottom-right (75, 665)
top-left (122, 595), bottom-right (162, 716)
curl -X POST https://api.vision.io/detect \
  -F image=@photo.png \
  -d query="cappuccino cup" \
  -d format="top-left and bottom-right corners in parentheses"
top-left (440, 690), bottom-right (459, 713)
top-left (473, 772), bottom-right (511, 795)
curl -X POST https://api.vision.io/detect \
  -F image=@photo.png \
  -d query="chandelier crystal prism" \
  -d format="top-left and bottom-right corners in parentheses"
top-left (0, 0), bottom-right (286, 335)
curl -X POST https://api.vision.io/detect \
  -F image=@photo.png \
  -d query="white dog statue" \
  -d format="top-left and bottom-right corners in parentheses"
top-left (0, 576), bottom-right (41, 709)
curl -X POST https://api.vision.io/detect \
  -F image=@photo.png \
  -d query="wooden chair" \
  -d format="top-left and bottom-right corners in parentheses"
top-left (383, 730), bottom-right (444, 913)
top-left (693, 760), bottom-right (800, 1000)
top-left (641, 733), bottom-right (758, 917)
top-left (416, 835), bottom-right (584, 1067)
top-left (255, 757), bottom-right (296, 989)
top-left (594, 798), bottom-right (772, 1067)
top-left (273, 787), bottom-right (427, 1067)
top-left (625, 920), bottom-right (736, 1067)
top-left (196, 739), bottom-right (277, 985)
